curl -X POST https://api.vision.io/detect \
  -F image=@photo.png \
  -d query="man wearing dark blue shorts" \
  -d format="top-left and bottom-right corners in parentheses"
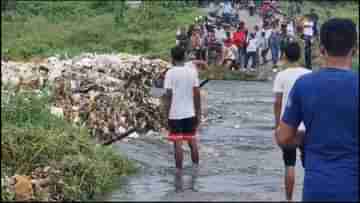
top-left (276, 18), bottom-right (359, 201)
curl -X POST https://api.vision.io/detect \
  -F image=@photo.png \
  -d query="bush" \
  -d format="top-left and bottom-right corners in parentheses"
top-left (1, 90), bottom-right (136, 201)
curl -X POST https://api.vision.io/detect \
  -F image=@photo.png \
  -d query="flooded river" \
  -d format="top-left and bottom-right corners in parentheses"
top-left (102, 81), bottom-right (304, 201)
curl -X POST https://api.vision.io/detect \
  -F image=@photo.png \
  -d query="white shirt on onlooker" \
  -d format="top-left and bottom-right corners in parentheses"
top-left (273, 67), bottom-right (312, 130)
top-left (164, 65), bottom-right (199, 120)
top-left (257, 36), bottom-right (268, 50)
top-left (215, 28), bottom-right (227, 45)
top-left (264, 28), bottom-right (273, 41)
top-left (247, 38), bottom-right (258, 52)
top-left (304, 21), bottom-right (314, 37)
top-left (287, 21), bottom-right (295, 36)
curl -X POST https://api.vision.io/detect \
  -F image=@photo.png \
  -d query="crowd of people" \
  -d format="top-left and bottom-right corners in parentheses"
top-left (175, 0), bottom-right (319, 72)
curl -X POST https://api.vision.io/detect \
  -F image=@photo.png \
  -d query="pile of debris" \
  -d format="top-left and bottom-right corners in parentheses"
top-left (1, 53), bottom-right (171, 141)
top-left (2, 166), bottom-right (64, 201)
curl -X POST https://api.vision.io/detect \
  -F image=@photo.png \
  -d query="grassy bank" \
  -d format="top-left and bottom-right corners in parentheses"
top-left (1, 1), bottom-right (202, 61)
top-left (1, 87), bottom-right (136, 201)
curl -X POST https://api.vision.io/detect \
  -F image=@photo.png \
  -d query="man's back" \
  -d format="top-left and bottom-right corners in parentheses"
top-left (284, 68), bottom-right (359, 200)
top-left (164, 66), bottom-right (199, 120)
top-left (274, 67), bottom-right (311, 118)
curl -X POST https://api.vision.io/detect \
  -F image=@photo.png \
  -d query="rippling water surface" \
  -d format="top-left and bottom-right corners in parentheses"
top-left (102, 81), bottom-right (304, 201)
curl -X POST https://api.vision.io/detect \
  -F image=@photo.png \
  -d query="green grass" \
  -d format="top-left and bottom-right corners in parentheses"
top-left (1, 1), bottom-right (202, 60)
top-left (1, 87), bottom-right (136, 201)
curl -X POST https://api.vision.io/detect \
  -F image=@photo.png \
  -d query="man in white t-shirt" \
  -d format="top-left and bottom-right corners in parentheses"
top-left (164, 46), bottom-right (202, 173)
top-left (215, 26), bottom-right (227, 46)
top-left (273, 41), bottom-right (311, 201)
top-left (303, 19), bottom-right (314, 70)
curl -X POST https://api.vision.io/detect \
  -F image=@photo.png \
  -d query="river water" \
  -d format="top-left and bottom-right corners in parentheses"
top-left (102, 81), bottom-right (304, 201)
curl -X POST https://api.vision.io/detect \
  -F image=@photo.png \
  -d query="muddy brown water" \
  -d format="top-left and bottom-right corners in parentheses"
top-left (101, 81), bottom-right (304, 201)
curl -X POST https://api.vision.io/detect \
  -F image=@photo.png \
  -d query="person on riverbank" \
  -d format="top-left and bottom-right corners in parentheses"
top-left (254, 25), bottom-right (262, 66)
top-left (273, 41), bottom-right (311, 201)
top-left (164, 46), bottom-right (201, 173)
top-left (262, 22), bottom-right (272, 64)
top-left (223, 37), bottom-right (238, 70)
top-left (232, 22), bottom-right (247, 69)
top-left (245, 33), bottom-right (258, 71)
top-left (258, 31), bottom-right (269, 65)
top-left (269, 23), bottom-right (281, 68)
top-left (279, 22), bottom-right (292, 61)
top-left (191, 27), bottom-right (202, 60)
top-left (277, 18), bottom-right (358, 201)
top-left (223, 0), bottom-right (233, 25)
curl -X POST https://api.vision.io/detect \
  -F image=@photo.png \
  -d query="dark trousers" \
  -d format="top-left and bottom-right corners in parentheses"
top-left (249, 6), bottom-right (255, 16)
top-left (304, 35), bottom-right (312, 70)
top-left (271, 44), bottom-right (280, 65)
top-left (223, 13), bottom-right (232, 24)
top-left (237, 47), bottom-right (246, 68)
top-left (261, 48), bottom-right (269, 64)
top-left (245, 51), bottom-right (257, 69)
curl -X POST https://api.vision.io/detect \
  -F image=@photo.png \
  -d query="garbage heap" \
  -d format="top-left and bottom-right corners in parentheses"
top-left (1, 53), bottom-right (171, 141)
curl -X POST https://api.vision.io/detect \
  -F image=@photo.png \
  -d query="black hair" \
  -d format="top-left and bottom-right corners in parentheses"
top-left (320, 18), bottom-right (357, 57)
top-left (285, 41), bottom-right (301, 62)
top-left (171, 46), bottom-right (186, 63)
top-left (226, 31), bottom-right (231, 38)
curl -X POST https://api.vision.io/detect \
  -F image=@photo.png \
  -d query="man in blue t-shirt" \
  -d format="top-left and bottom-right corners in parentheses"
top-left (275, 18), bottom-right (359, 201)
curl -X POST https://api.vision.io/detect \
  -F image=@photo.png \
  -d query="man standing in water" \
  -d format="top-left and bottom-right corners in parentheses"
top-left (273, 41), bottom-right (311, 201)
top-left (164, 46), bottom-right (201, 173)
top-left (277, 18), bottom-right (358, 201)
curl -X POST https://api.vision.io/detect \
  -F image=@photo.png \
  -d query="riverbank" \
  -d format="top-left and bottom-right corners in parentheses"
top-left (1, 89), bottom-right (136, 201)
top-left (0, 51), bottom-right (172, 201)
top-left (1, 1), bottom-right (202, 61)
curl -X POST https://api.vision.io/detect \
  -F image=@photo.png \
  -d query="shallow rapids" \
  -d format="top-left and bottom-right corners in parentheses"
top-left (101, 81), bottom-right (304, 201)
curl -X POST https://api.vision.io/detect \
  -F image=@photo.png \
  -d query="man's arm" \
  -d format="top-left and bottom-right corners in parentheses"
top-left (163, 71), bottom-right (172, 129)
top-left (274, 93), bottom-right (282, 128)
top-left (193, 87), bottom-right (202, 127)
top-left (276, 121), bottom-right (298, 147)
top-left (163, 89), bottom-right (172, 129)
top-left (272, 73), bottom-right (283, 129)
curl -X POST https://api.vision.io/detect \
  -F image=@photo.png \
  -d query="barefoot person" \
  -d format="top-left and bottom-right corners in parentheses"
top-left (164, 46), bottom-right (202, 173)
top-left (277, 18), bottom-right (358, 201)
top-left (273, 41), bottom-right (311, 201)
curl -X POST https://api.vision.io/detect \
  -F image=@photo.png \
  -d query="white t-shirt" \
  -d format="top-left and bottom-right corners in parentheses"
top-left (164, 65), bottom-right (199, 120)
top-left (287, 21), bottom-right (295, 36)
top-left (247, 38), bottom-right (258, 52)
top-left (273, 67), bottom-right (312, 131)
top-left (264, 28), bottom-right (273, 40)
top-left (304, 21), bottom-right (314, 37)
top-left (185, 61), bottom-right (199, 79)
top-left (215, 28), bottom-right (227, 45)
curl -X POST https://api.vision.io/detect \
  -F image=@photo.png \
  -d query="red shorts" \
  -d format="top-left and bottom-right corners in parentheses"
top-left (167, 132), bottom-right (196, 142)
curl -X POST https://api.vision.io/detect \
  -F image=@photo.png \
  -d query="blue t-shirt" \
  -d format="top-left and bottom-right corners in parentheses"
top-left (223, 2), bottom-right (232, 14)
top-left (282, 68), bottom-right (359, 201)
